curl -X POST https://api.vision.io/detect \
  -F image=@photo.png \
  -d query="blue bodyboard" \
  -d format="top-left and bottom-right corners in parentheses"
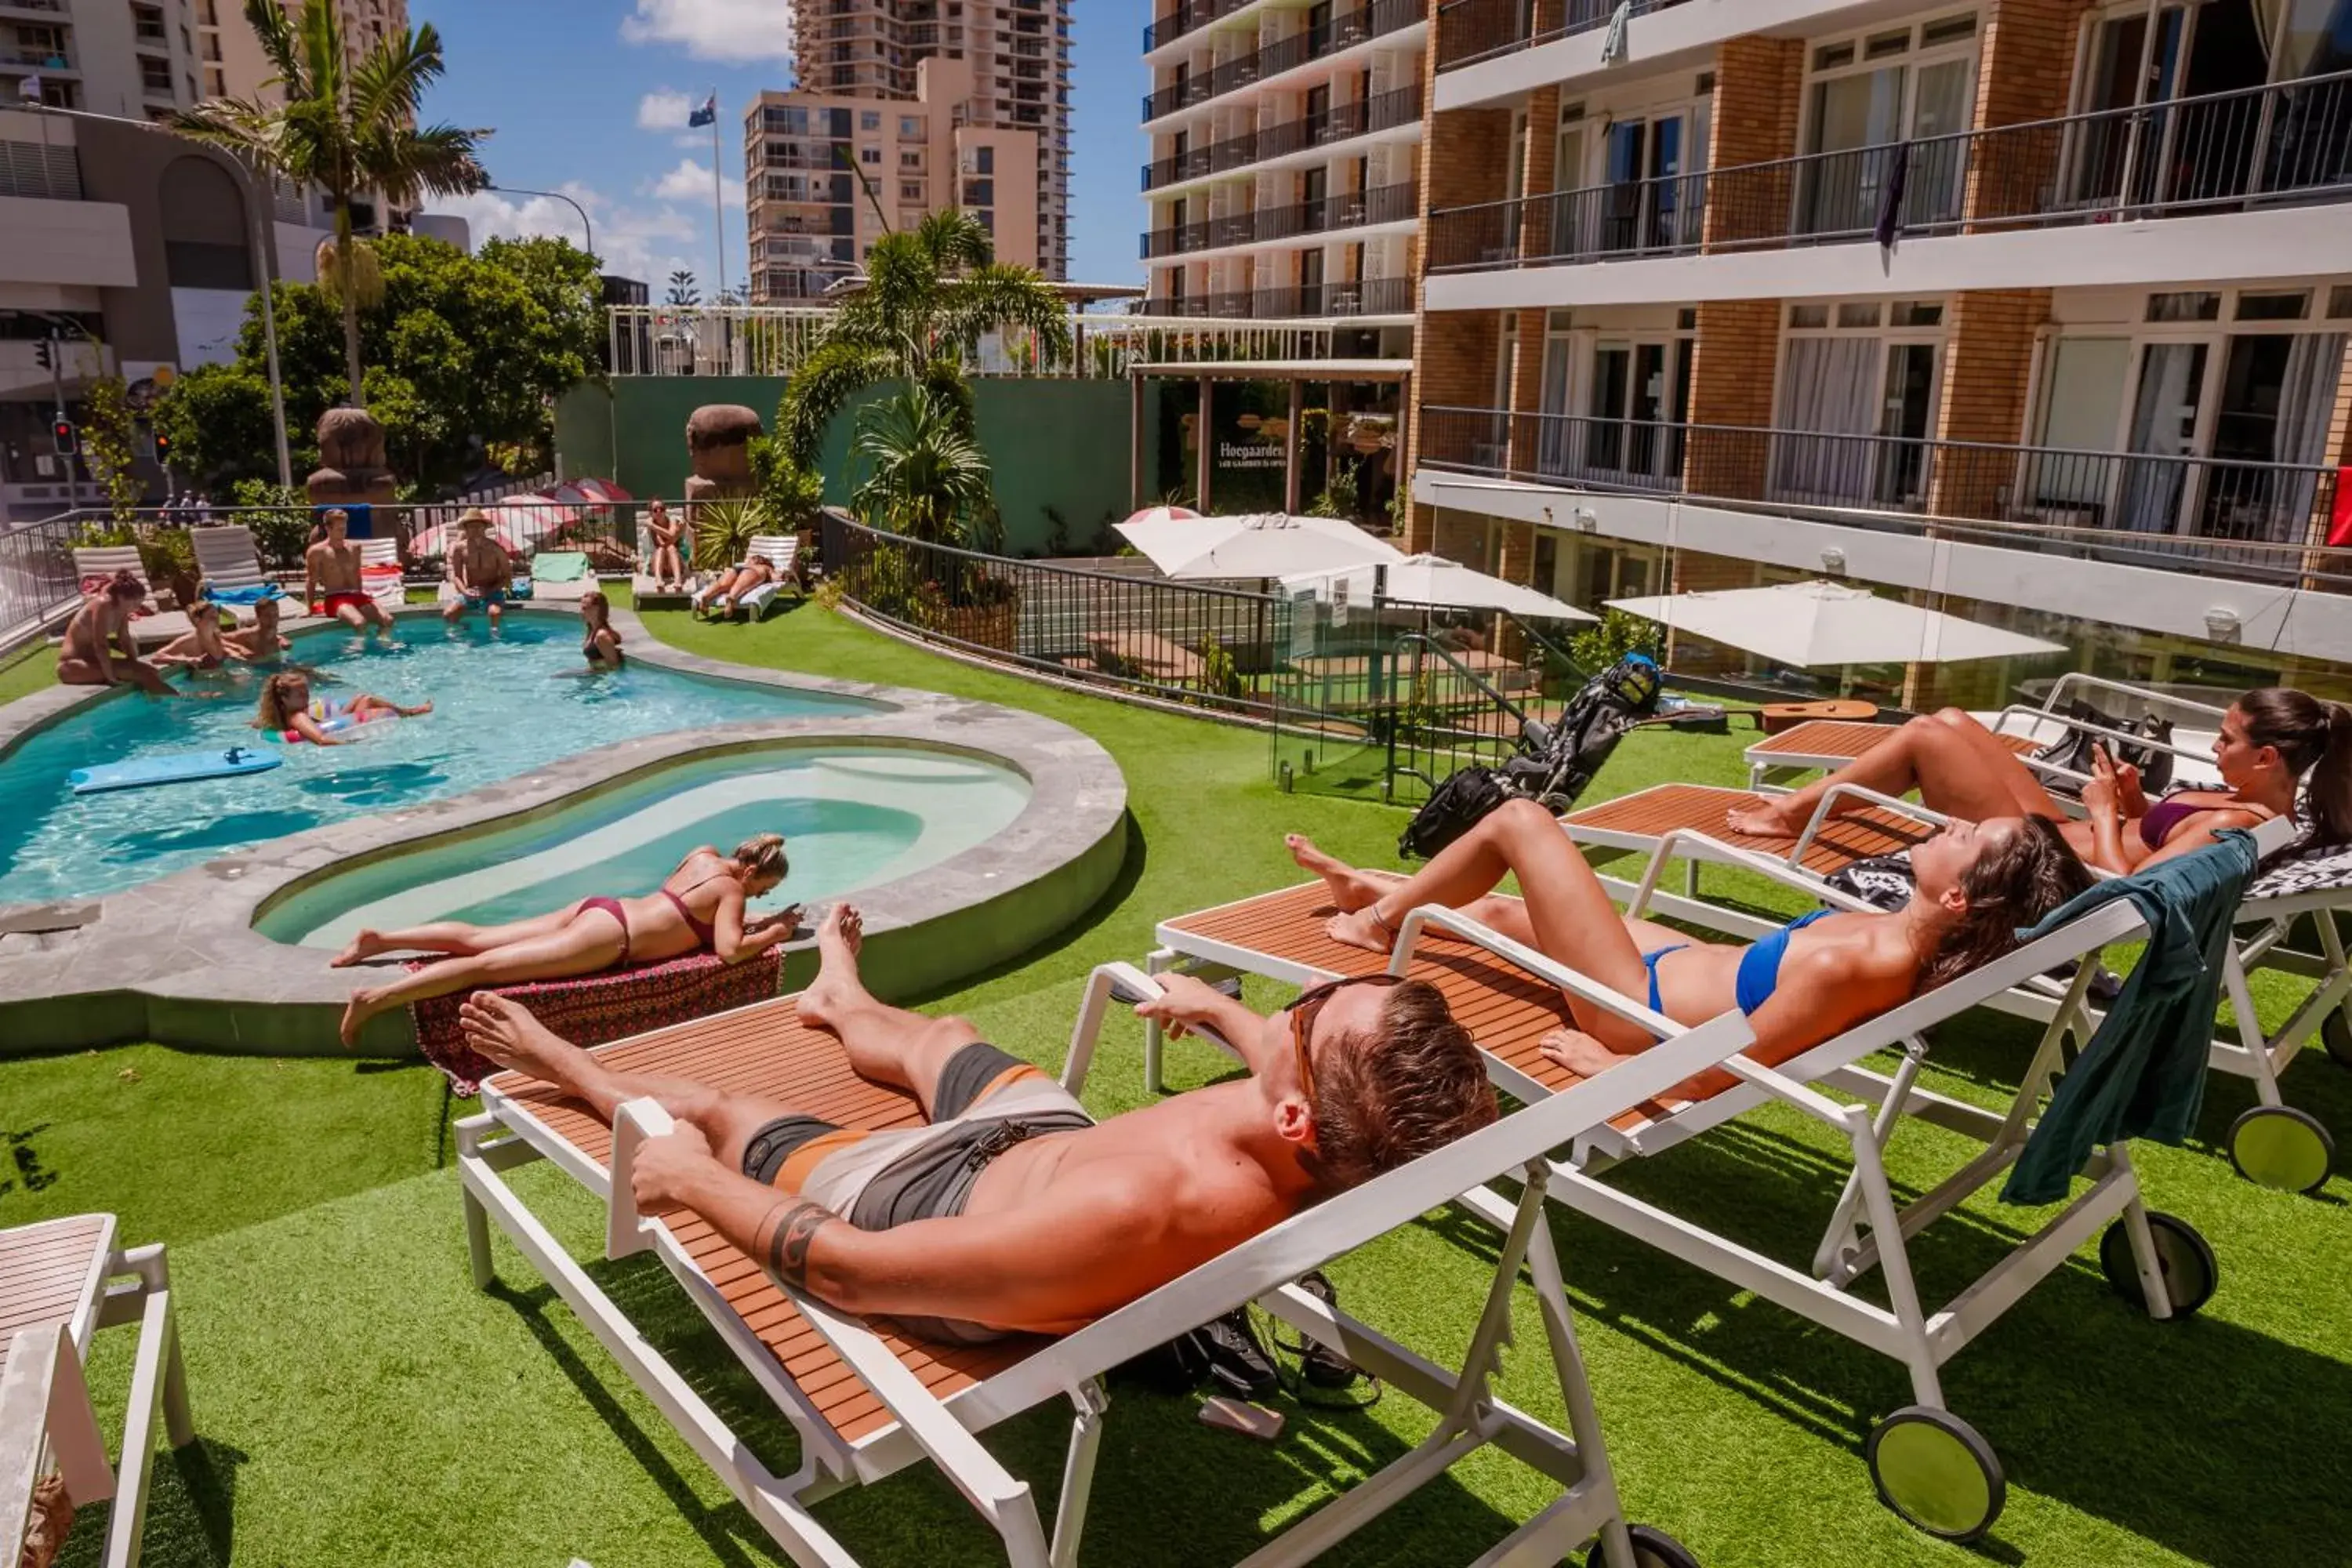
top-left (69, 746), bottom-right (283, 795)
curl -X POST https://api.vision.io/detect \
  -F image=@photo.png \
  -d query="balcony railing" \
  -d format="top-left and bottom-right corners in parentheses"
top-left (1141, 180), bottom-right (1415, 257)
top-left (1417, 407), bottom-right (2348, 591)
top-left (1142, 82), bottom-right (1423, 191)
top-left (1142, 0), bottom-right (1421, 122)
top-left (1138, 276), bottom-right (1414, 319)
top-left (1431, 69), bottom-right (2352, 273)
top-left (1435, 0), bottom-right (1686, 71)
top-left (1143, 0), bottom-right (1251, 54)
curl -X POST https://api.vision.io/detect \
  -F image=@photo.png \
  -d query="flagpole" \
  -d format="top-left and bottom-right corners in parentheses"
top-left (710, 89), bottom-right (728, 300)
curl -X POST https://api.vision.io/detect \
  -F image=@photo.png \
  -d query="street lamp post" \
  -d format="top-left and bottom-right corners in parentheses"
top-left (26, 98), bottom-right (295, 488)
top-left (484, 183), bottom-right (594, 263)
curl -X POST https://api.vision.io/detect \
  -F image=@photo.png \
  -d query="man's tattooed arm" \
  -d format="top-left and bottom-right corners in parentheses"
top-left (762, 1199), bottom-right (839, 1293)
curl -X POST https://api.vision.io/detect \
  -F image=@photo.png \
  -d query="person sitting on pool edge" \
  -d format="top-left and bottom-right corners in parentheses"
top-left (332, 833), bottom-right (800, 1047)
top-left (444, 510), bottom-right (516, 626)
top-left (306, 509), bottom-right (395, 637)
top-left (456, 902), bottom-right (1498, 1345)
top-left (255, 670), bottom-right (430, 746)
top-left (1283, 797), bottom-right (2090, 1101)
top-left (58, 571), bottom-right (176, 695)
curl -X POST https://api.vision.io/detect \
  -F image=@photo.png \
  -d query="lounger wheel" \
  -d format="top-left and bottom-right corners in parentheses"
top-left (2099, 1210), bottom-right (2219, 1316)
top-left (1864, 1406), bottom-right (2004, 1541)
top-left (1586, 1523), bottom-right (1700, 1568)
top-left (2322, 1009), bottom-right (2352, 1070)
top-left (2226, 1105), bottom-right (2335, 1194)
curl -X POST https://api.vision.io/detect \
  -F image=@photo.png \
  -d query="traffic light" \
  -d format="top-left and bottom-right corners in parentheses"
top-left (151, 426), bottom-right (171, 462)
top-left (32, 339), bottom-right (51, 370)
top-left (51, 418), bottom-right (74, 456)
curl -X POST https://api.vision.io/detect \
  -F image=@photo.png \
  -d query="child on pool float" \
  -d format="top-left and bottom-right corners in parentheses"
top-left (254, 670), bottom-right (431, 745)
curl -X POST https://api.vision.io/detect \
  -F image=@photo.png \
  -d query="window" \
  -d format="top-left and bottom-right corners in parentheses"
top-left (899, 180), bottom-right (924, 200)
top-left (975, 145), bottom-right (993, 174)
top-left (2148, 291), bottom-right (2223, 323)
top-left (1890, 300), bottom-right (1944, 327)
top-left (2236, 292), bottom-right (2310, 322)
top-left (900, 115), bottom-right (923, 137)
top-left (1919, 13), bottom-right (1976, 48)
top-left (1676, 307), bottom-right (1698, 331)
top-left (859, 145), bottom-right (880, 165)
top-left (1864, 28), bottom-right (1910, 58)
top-left (2330, 286), bottom-right (2352, 321)
top-left (1837, 302), bottom-right (1883, 328)
top-left (860, 110), bottom-right (880, 130)
top-left (1789, 304), bottom-right (1831, 329)
top-left (140, 56), bottom-right (175, 93)
top-left (899, 148), bottom-right (923, 168)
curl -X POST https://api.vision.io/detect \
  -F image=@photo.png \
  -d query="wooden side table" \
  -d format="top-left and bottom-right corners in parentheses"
top-left (1759, 699), bottom-right (1882, 735)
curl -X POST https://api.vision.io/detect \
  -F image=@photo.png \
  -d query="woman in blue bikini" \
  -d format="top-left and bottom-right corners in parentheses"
top-left (1286, 800), bottom-right (2089, 1096)
top-left (331, 835), bottom-right (799, 1047)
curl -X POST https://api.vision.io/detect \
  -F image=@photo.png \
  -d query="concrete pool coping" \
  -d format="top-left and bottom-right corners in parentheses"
top-left (0, 604), bottom-right (1130, 1057)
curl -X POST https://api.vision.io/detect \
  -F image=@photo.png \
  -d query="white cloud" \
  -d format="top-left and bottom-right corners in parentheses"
top-left (426, 184), bottom-right (710, 296)
top-left (650, 158), bottom-right (743, 209)
top-left (620, 0), bottom-right (795, 62)
top-left (636, 89), bottom-right (696, 130)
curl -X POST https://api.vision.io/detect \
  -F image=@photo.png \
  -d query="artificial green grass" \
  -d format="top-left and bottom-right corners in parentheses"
top-left (5, 597), bottom-right (2347, 1566)
top-left (0, 641), bottom-right (59, 706)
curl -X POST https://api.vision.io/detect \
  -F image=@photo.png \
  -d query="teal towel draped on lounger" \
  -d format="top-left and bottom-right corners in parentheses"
top-left (2003, 829), bottom-right (2261, 1205)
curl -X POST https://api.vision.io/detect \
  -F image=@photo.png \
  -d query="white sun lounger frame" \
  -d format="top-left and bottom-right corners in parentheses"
top-left (0, 1216), bottom-right (194, 1568)
top-left (691, 534), bottom-right (800, 619)
top-left (1145, 847), bottom-right (2252, 1430)
top-left (454, 961), bottom-right (1756, 1568)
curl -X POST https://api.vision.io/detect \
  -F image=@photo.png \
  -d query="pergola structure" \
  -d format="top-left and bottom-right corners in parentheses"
top-left (1126, 358), bottom-right (1414, 515)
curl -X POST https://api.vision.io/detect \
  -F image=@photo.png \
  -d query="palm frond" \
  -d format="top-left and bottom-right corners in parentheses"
top-left (347, 24), bottom-right (446, 136)
top-left (913, 209), bottom-right (993, 275)
top-left (779, 340), bottom-right (899, 466)
top-left (357, 122), bottom-right (490, 205)
top-left (239, 0), bottom-right (307, 96)
top-left (851, 386), bottom-right (993, 546)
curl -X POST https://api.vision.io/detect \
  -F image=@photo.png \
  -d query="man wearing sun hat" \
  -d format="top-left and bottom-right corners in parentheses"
top-left (444, 508), bottom-right (517, 627)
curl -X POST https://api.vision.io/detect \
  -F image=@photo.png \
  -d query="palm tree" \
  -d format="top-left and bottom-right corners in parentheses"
top-left (179, 0), bottom-right (488, 410)
top-left (779, 209), bottom-right (1070, 466)
top-left (667, 270), bottom-right (701, 307)
top-left (850, 385), bottom-right (996, 548)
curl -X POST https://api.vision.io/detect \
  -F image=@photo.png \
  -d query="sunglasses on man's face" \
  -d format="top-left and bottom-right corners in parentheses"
top-left (1287, 974), bottom-right (1406, 1106)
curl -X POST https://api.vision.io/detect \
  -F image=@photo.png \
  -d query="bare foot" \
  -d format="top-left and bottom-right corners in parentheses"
top-left (339, 988), bottom-right (380, 1048)
top-left (795, 906), bottom-right (866, 1033)
top-left (331, 928), bottom-right (388, 968)
top-left (1725, 799), bottom-right (1804, 838)
top-left (459, 993), bottom-right (593, 1089)
top-left (401, 699), bottom-right (434, 717)
top-left (1537, 1027), bottom-right (1635, 1081)
top-left (1284, 833), bottom-right (1390, 913)
top-left (1323, 905), bottom-right (1394, 955)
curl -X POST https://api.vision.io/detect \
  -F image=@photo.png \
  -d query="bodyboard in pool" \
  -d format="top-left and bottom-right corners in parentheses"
top-left (68, 746), bottom-right (282, 795)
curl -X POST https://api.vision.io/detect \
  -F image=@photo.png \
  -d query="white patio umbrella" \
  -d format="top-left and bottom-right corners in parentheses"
top-left (1288, 554), bottom-right (1598, 622)
top-left (1604, 579), bottom-right (2067, 667)
top-left (1115, 511), bottom-right (1403, 580)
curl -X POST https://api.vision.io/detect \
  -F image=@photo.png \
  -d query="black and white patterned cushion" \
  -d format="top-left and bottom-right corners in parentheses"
top-left (2248, 839), bottom-right (2352, 905)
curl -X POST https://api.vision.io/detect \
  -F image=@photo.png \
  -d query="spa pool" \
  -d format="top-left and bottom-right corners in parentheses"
top-left (257, 746), bottom-right (1033, 951)
top-left (0, 616), bottom-right (879, 906)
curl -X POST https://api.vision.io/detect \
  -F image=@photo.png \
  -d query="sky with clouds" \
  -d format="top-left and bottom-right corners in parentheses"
top-left (418, 0), bottom-right (1145, 297)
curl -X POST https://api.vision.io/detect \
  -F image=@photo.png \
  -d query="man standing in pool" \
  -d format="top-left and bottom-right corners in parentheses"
top-left (444, 510), bottom-right (515, 627)
top-left (306, 510), bottom-right (394, 637)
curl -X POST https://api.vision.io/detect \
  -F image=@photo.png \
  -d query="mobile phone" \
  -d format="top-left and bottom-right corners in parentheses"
top-left (1199, 1396), bottom-right (1284, 1443)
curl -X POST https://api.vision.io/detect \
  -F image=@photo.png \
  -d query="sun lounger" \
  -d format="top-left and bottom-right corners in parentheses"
top-left (456, 967), bottom-right (1747, 1567)
top-left (522, 550), bottom-right (594, 604)
top-left (1085, 630), bottom-right (1206, 685)
top-left (352, 538), bottom-right (407, 612)
top-left (1563, 782), bottom-right (2345, 1189)
top-left (691, 535), bottom-right (800, 620)
top-left (0, 1214), bottom-right (194, 1568)
top-left (1148, 838), bottom-right (2288, 1541)
top-left (67, 545), bottom-right (192, 649)
top-left (189, 523), bottom-right (272, 608)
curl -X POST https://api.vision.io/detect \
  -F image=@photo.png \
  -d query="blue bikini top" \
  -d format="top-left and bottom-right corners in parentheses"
top-left (1734, 909), bottom-right (1835, 1015)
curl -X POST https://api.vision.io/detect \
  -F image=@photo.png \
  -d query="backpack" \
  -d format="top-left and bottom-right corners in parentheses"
top-left (2030, 700), bottom-right (2175, 799)
top-left (1399, 764), bottom-right (1512, 861)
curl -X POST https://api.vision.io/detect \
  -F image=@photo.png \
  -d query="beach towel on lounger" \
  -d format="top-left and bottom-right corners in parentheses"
top-left (2003, 829), bottom-right (2260, 1204)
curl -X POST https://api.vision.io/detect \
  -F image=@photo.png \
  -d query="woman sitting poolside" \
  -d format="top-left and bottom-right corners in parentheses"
top-left (255, 670), bottom-right (431, 746)
top-left (1726, 687), bottom-right (2352, 875)
top-left (332, 834), bottom-right (800, 1047)
top-left (1286, 800), bottom-right (2090, 1099)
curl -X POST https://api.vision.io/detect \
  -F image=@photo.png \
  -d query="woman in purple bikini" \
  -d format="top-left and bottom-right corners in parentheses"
top-left (332, 834), bottom-right (797, 1047)
top-left (1727, 686), bottom-right (2352, 874)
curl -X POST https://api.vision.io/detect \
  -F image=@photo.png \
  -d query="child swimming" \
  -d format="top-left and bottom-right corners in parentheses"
top-left (254, 670), bottom-right (431, 746)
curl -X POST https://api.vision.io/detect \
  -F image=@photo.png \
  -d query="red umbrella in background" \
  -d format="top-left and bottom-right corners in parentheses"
top-left (552, 477), bottom-right (633, 505)
top-left (409, 497), bottom-right (579, 557)
top-left (1123, 504), bottom-right (1201, 528)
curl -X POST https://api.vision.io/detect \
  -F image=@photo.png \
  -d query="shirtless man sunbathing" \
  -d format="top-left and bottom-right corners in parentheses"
top-left (460, 905), bottom-right (1497, 1343)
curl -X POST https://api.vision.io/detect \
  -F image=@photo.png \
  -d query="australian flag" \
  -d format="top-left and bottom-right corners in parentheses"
top-left (688, 93), bottom-right (717, 129)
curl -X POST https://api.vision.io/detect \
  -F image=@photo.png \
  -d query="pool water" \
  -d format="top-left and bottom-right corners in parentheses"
top-left (0, 617), bottom-right (879, 906)
top-left (257, 747), bottom-right (1032, 950)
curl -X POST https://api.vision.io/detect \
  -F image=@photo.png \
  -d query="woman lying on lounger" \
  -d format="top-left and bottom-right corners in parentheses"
top-left (332, 833), bottom-right (799, 1047)
top-left (1726, 686), bottom-right (2352, 874)
top-left (691, 552), bottom-right (775, 619)
top-left (1287, 800), bottom-right (2090, 1098)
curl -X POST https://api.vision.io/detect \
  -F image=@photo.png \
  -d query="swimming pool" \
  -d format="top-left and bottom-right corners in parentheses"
top-left (257, 746), bottom-right (1031, 949)
top-left (0, 616), bottom-right (880, 906)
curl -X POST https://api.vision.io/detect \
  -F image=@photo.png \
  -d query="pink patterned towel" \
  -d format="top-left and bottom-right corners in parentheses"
top-left (407, 949), bottom-right (785, 1096)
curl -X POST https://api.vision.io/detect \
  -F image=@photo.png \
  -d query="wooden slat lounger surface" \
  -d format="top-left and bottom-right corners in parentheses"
top-left (1566, 782), bottom-right (1939, 877)
top-left (1163, 884), bottom-right (1679, 1127)
top-left (0, 1214), bottom-right (112, 1385)
top-left (1748, 718), bottom-right (2038, 764)
top-left (488, 1000), bottom-right (1039, 1444)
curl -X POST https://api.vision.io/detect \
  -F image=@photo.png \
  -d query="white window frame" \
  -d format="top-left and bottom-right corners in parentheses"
top-left (1797, 11), bottom-right (1983, 159)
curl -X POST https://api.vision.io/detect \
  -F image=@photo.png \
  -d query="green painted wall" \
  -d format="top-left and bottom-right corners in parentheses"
top-left (554, 376), bottom-right (1163, 557)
